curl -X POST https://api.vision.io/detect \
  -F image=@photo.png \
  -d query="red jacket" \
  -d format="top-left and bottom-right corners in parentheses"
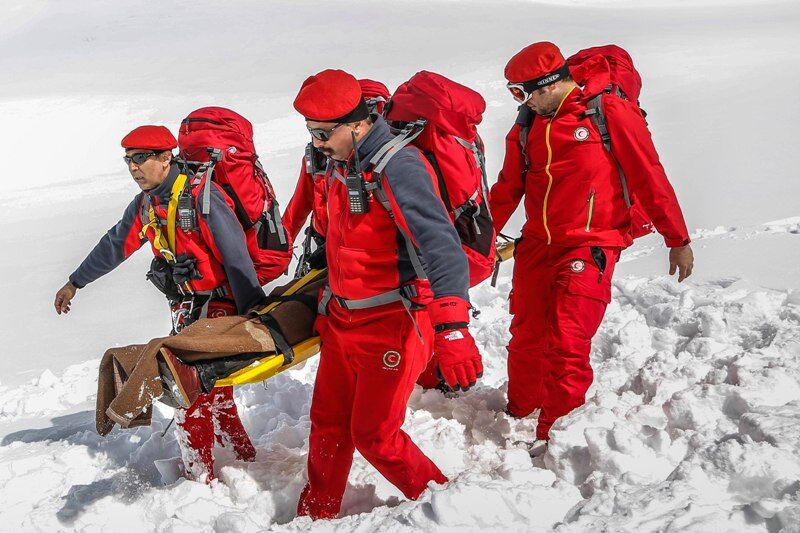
top-left (316, 117), bottom-right (469, 303)
top-left (282, 156), bottom-right (327, 242)
top-left (70, 164), bottom-right (268, 312)
top-left (490, 62), bottom-right (690, 249)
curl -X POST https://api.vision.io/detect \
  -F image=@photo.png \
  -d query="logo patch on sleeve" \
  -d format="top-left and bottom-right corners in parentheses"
top-left (573, 127), bottom-right (590, 141)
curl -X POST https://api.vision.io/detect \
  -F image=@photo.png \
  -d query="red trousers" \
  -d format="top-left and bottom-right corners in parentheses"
top-left (506, 238), bottom-right (619, 441)
top-left (297, 300), bottom-right (448, 519)
top-left (172, 299), bottom-right (255, 481)
top-left (175, 386), bottom-right (256, 481)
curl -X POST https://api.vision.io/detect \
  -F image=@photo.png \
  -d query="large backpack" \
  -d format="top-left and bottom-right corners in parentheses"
top-left (376, 71), bottom-right (496, 287)
top-left (177, 107), bottom-right (291, 284)
top-left (518, 45), bottom-right (654, 239)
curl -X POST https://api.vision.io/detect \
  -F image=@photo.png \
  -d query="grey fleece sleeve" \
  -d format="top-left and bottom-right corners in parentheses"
top-left (382, 149), bottom-right (470, 301)
top-left (69, 196), bottom-right (146, 288)
top-left (201, 186), bottom-right (266, 313)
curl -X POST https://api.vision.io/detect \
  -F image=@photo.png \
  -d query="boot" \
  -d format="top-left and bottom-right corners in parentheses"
top-left (175, 392), bottom-right (217, 482)
top-left (210, 387), bottom-right (256, 462)
top-left (158, 347), bottom-right (202, 409)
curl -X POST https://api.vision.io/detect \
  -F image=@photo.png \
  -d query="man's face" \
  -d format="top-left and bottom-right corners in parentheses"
top-left (306, 120), bottom-right (354, 161)
top-left (526, 85), bottom-right (562, 117)
top-left (125, 149), bottom-right (170, 191)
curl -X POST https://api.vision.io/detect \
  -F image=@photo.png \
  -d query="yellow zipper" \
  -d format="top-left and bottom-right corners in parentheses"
top-left (542, 89), bottom-right (575, 245)
top-left (585, 189), bottom-right (595, 232)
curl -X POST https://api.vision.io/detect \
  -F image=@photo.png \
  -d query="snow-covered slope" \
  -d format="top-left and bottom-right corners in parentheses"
top-left (1, 0), bottom-right (799, 531)
top-left (3, 271), bottom-right (800, 531)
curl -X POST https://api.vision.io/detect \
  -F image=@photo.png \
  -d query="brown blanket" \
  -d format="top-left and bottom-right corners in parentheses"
top-left (96, 275), bottom-right (324, 436)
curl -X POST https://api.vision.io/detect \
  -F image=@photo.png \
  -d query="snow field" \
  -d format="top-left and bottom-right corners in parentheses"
top-left (2, 268), bottom-right (799, 531)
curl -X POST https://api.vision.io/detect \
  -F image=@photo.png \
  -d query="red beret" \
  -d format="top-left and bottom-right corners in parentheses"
top-left (504, 41), bottom-right (566, 83)
top-left (121, 125), bottom-right (177, 151)
top-left (294, 69), bottom-right (369, 123)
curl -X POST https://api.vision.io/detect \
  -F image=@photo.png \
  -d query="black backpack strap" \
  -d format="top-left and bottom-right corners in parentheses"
top-left (257, 314), bottom-right (295, 365)
top-left (453, 134), bottom-right (492, 221)
top-left (583, 89), bottom-right (633, 208)
top-left (253, 157), bottom-right (288, 247)
top-left (364, 120), bottom-right (431, 283)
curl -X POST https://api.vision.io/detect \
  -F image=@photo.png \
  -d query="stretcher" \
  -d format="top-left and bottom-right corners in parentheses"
top-left (209, 240), bottom-right (519, 388)
top-left (213, 267), bottom-right (326, 387)
top-left (97, 242), bottom-right (521, 433)
top-left (216, 240), bottom-right (516, 387)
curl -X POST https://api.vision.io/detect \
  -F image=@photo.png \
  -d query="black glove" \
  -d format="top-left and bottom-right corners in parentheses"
top-left (307, 244), bottom-right (327, 270)
top-left (171, 253), bottom-right (203, 286)
top-left (146, 256), bottom-right (182, 300)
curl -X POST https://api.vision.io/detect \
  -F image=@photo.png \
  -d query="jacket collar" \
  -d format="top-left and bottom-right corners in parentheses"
top-left (356, 115), bottom-right (393, 170)
top-left (147, 162), bottom-right (181, 202)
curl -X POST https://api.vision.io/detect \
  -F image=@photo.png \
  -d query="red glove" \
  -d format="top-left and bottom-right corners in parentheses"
top-left (428, 296), bottom-right (484, 391)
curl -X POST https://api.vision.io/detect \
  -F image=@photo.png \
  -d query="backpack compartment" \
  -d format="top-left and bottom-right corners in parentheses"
top-left (421, 130), bottom-right (494, 266)
top-left (179, 107), bottom-right (268, 229)
top-left (568, 45), bottom-right (642, 104)
top-left (179, 107), bottom-right (291, 284)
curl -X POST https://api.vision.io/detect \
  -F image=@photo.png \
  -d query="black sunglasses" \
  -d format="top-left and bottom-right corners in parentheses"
top-left (307, 123), bottom-right (345, 141)
top-left (123, 151), bottom-right (159, 165)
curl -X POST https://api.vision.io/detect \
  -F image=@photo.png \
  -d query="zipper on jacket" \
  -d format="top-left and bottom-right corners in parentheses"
top-left (585, 189), bottom-right (596, 232)
top-left (542, 89), bottom-right (575, 245)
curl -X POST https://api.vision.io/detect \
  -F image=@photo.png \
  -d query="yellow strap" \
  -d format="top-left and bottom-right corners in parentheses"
top-left (253, 268), bottom-right (327, 316)
top-left (166, 173), bottom-right (188, 253)
top-left (138, 206), bottom-right (171, 252)
top-left (137, 173), bottom-right (189, 256)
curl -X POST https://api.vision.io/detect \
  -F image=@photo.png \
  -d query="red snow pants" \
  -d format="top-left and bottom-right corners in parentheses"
top-left (175, 386), bottom-right (257, 480)
top-left (506, 238), bottom-right (620, 441)
top-left (297, 299), bottom-right (448, 519)
top-left (173, 299), bottom-right (256, 481)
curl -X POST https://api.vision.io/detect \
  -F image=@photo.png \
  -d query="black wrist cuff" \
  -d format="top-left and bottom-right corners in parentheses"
top-left (434, 321), bottom-right (469, 333)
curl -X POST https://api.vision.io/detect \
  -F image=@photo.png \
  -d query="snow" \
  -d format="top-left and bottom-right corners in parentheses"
top-left (2, 0), bottom-right (800, 531)
top-left (3, 275), bottom-right (800, 531)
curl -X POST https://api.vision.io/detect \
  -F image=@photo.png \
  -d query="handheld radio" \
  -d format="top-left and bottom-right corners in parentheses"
top-left (346, 131), bottom-right (369, 214)
top-left (177, 188), bottom-right (196, 230)
top-left (305, 143), bottom-right (328, 176)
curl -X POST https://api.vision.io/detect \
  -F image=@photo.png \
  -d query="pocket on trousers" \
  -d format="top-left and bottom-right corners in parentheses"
top-left (564, 271), bottom-right (612, 304)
